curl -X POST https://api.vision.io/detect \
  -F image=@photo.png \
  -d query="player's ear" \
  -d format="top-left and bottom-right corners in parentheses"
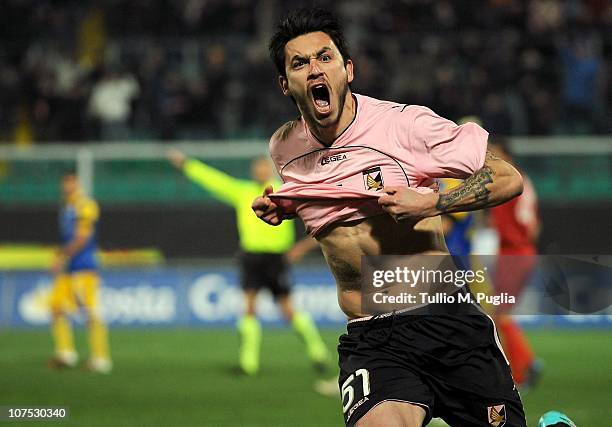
top-left (278, 75), bottom-right (291, 97)
top-left (346, 59), bottom-right (354, 84)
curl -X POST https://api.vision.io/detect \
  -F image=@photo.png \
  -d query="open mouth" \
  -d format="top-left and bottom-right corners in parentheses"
top-left (310, 83), bottom-right (331, 114)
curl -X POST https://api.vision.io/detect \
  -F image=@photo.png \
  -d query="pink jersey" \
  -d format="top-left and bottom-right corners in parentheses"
top-left (269, 93), bottom-right (488, 235)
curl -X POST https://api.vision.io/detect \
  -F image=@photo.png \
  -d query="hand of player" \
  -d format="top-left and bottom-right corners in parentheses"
top-left (286, 237), bottom-right (318, 264)
top-left (285, 243), bottom-right (309, 264)
top-left (167, 149), bottom-right (187, 169)
top-left (377, 186), bottom-right (439, 222)
top-left (50, 253), bottom-right (66, 276)
top-left (252, 185), bottom-right (284, 226)
top-left (285, 246), bottom-right (304, 264)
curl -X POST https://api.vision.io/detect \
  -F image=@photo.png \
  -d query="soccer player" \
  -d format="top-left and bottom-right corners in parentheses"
top-left (489, 136), bottom-right (542, 389)
top-left (48, 173), bottom-right (112, 373)
top-left (167, 150), bottom-right (329, 376)
top-left (253, 8), bottom-right (526, 426)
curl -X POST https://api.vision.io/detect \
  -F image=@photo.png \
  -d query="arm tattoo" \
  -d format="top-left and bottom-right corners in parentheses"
top-left (485, 150), bottom-right (502, 161)
top-left (436, 164), bottom-right (495, 212)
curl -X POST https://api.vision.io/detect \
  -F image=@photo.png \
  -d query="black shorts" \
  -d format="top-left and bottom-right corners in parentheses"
top-left (338, 303), bottom-right (526, 426)
top-left (239, 252), bottom-right (291, 298)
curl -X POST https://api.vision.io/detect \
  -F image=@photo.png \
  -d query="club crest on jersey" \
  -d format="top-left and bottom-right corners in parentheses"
top-left (362, 166), bottom-right (384, 191)
top-left (487, 404), bottom-right (506, 427)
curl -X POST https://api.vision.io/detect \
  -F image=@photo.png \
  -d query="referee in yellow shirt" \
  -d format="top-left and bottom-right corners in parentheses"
top-left (168, 150), bottom-right (329, 376)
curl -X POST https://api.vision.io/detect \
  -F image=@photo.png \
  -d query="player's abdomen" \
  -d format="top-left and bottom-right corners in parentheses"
top-left (317, 214), bottom-right (448, 319)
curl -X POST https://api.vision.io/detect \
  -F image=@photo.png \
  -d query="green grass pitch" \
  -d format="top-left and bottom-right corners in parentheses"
top-left (0, 328), bottom-right (609, 426)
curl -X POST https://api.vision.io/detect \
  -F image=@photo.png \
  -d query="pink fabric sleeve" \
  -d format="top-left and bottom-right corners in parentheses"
top-left (269, 134), bottom-right (284, 177)
top-left (406, 106), bottom-right (488, 179)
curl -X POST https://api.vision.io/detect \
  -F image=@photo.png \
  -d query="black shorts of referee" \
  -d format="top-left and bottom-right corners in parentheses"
top-left (239, 252), bottom-right (291, 298)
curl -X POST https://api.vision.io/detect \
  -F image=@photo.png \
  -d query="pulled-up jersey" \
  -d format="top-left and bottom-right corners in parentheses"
top-left (269, 94), bottom-right (488, 236)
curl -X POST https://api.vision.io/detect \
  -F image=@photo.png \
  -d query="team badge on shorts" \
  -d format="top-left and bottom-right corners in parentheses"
top-left (487, 404), bottom-right (506, 427)
top-left (363, 166), bottom-right (384, 191)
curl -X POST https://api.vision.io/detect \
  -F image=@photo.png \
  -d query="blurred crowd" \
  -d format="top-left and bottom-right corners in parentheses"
top-left (0, 0), bottom-right (610, 144)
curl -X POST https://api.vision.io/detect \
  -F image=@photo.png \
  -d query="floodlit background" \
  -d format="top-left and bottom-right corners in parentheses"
top-left (0, 1), bottom-right (610, 426)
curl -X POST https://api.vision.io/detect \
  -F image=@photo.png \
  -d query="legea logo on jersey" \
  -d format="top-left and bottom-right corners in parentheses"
top-left (362, 166), bottom-right (384, 191)
top-left (487, 404), bottom-right (506, 427)
top-left (320, 153), bottom-right (347, 166)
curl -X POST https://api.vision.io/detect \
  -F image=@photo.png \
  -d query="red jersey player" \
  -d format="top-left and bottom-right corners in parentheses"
top-left (489, 135), bottom-right (541, 388)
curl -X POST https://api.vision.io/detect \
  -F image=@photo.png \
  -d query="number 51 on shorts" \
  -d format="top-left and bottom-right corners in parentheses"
top-left (342, 368), bottom-right (371, 413)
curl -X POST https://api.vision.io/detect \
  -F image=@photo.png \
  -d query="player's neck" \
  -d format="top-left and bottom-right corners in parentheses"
top-left (306, 93), bottom-right (356, 146)
top-left (65, 190), bottom-right (81, 204)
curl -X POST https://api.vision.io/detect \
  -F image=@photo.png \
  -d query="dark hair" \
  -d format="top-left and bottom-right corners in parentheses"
top-left (269, 8), bottom-right (350, 77)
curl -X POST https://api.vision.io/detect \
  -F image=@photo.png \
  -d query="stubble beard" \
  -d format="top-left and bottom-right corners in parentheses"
top-left (300, 78), bottom-right (350, 131)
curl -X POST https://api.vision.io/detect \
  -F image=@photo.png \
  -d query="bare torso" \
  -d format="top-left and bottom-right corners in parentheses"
top-left (316, 213), bottom-right (449, 319)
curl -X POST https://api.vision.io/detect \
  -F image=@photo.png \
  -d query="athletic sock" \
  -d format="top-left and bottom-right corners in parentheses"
top-left (292, 311), bottom-right (329, 364)
top-left (237, 315), bottom-right (261, 375)
top-left (499, 316), bottom-right (534, 384)
top-left (88, 317), bottom-right (111, 364)
top-left (51, 314), bottom-right (77, 366)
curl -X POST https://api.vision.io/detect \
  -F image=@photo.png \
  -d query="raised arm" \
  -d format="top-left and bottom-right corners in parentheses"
top-left (168, 149), bottom-right (245, 206)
